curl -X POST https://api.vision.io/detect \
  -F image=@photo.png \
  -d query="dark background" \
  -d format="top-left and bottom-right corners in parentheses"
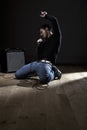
top-left (1, 0), bottom-right (87, 65)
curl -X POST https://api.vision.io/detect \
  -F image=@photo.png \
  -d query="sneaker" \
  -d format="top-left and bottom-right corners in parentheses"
top-left (52, 65), bottom-right (62, 80)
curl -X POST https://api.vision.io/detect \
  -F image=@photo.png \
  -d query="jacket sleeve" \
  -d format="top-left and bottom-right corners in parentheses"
top-left (45, 15), bottom-right (62, 38)
top-left (45, 15), bottom-right (62, 52)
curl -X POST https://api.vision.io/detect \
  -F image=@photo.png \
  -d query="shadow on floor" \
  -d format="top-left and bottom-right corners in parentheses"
top-left (17, 77), bottom-right (48, 90)
top-left (17, 78), bottom-right (40, 88)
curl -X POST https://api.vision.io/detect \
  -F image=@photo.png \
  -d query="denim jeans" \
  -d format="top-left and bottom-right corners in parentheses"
top-left (15, 61), bottom-right (55, 83)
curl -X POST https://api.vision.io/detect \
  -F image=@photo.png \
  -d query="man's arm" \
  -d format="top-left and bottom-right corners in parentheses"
top-left (40, 11), bottom-right (62, 38)
top-left (40, 11), bottom-right (62, 53)
top-left (46, 15), bottom-right (61, 37)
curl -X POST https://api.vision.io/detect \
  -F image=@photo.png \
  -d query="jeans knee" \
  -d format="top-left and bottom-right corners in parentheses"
top-left (15, 71), bottom-right (20, 79)
top-left (15, 71), bottom-right (24, 79)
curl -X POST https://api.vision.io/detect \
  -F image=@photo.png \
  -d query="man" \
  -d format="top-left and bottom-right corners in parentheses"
top-left (15, 11), bottom-right (62, 84)
top-left (37, 11), bottom-right (62, 64)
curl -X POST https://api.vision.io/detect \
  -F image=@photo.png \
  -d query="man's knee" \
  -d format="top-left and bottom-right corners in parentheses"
top-left (15, 71), bottom-right (21, 79)
top-left (15, 70), bottom-right (26, 79)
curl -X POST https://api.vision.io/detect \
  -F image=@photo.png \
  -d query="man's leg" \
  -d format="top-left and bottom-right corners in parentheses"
top-left (36, 62), bottom-right (55, 83)
top-left (15, 61), bottom-right (55, 83)
top-left (15, 61), bottom-right (38, 79)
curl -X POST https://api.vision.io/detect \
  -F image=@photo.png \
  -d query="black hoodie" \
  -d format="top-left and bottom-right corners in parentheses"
top-left (37, 15), bottom-right (62, 64)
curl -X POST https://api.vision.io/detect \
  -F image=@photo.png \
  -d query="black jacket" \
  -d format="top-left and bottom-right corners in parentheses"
top-left (37, 15), bottom-right (62, 64)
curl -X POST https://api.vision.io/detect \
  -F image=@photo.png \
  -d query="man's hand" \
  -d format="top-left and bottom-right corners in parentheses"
top-left (37, 38), bottom-right (43, 45)
top-left (40, 11), bottom-right (47, 18)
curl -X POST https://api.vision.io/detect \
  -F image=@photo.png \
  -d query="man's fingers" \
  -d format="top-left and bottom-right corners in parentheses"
top-left (44, 11), bottom-right (47, 14)
top-left (40, 11), bottom-right (44, 15)
top-left (41, 11), bottom-right (44, 14)
top-left (40, 15), bottom-right (44, 18)
top-left (40, 11), bottom-right (47, 18)
top-left (37, 38), bottom-right (43, 43)
top-left (41, 11), bottom-right (47, 15)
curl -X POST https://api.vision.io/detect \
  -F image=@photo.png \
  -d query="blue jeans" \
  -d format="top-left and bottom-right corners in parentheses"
top-left (15, 61), bottom-right (55, 83)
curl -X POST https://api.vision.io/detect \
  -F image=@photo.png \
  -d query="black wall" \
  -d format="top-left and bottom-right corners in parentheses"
top-left (2, 0), bottom-right (87, 64)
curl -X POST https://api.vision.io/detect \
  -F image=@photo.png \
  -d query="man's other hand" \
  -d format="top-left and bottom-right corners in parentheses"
top-left (37, 38), bottom-right (43, 44)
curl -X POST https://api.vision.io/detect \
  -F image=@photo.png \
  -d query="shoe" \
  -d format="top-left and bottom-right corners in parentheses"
top-left (52, 65), bottom-right (62, 80)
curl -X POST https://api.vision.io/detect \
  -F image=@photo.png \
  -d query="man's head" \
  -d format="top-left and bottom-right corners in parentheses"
top-left (39, 24), bottom-right (52, 38)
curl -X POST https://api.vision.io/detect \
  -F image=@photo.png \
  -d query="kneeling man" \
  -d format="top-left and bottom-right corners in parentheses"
top-left (15, 11), bottom-right (62, 84)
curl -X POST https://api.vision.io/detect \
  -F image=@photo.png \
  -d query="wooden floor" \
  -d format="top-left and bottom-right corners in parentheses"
top-left (0, 66), bottom-right (87, 130)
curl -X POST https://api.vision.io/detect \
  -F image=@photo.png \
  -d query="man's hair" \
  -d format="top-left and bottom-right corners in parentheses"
top-left (40, 24), bottom-right (52, 31)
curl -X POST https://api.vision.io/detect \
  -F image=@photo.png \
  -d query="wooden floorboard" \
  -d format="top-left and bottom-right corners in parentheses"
top-left (0, 66), bottom-right (87, 130)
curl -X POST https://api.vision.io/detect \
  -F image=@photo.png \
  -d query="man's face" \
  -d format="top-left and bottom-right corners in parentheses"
top-left (40, 28), bottom-right (47, 38)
